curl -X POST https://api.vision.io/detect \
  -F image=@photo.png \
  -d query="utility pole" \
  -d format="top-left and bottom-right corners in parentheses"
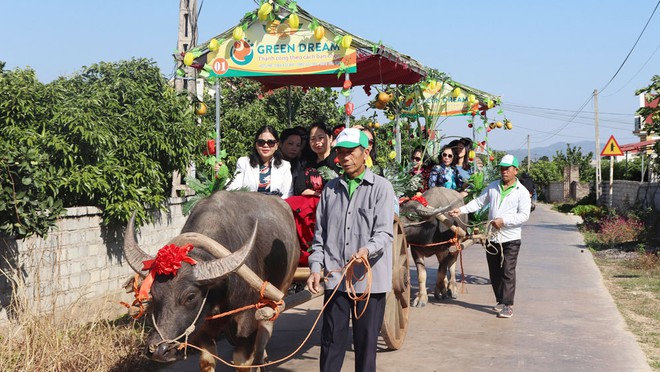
top-left (594, 89), bottom-right (601, 203)
top-left (175, 0), bottom-right (198, 93)
top-left (172, 0), bottom-right (198, 197)
top-left (527, 134), bottom-right (531, 173)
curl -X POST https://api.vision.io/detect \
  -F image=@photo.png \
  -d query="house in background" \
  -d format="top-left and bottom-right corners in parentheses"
top-left (616, 93), bottom-right (658, 182)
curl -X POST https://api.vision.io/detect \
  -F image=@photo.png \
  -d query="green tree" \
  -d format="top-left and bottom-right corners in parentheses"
top-left (553, 144), bottom-right (595, 182)
top-left (635, 75), bottom-right (659, 173)
top-left (528, 159), bottom-right (562, 200)
top-left (1, 60), bottom-right (202, 237)
top-left (0, 68), bottom-right (65, 238)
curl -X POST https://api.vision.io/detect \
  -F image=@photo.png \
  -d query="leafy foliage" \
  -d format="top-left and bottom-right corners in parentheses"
top-left (1, 68), bottom-right (66, 238)
top-left (553, 144), bottom-right (594, 182)
top-left (1, 60), bottom-right (201, 237)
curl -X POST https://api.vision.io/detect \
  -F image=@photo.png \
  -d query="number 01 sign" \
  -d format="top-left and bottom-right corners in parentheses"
top-left (211, 58), bottom-right (229, 75)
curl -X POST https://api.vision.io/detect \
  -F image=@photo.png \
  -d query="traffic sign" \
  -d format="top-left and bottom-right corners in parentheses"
top-left (601, 135), bottom-right (623, 156)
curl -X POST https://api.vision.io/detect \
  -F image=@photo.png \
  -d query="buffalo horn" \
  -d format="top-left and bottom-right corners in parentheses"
top-left (190, 222), bottom-right (258, 284)
top-left (123, 212), bottom-right (153, 276)
top-left (415, 204), bottom-right (453, 219)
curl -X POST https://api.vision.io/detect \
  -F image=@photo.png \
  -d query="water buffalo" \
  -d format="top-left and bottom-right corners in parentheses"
top-left (123, 191), bottom-right (299, 372)
top-left (399, 187), bottom-right (467, 307)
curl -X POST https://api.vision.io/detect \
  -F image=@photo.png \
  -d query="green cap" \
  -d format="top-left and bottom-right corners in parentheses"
top-left (498, 154), bottom-right (519, 168)
top-left (334, 127), bottom-right (369, 149)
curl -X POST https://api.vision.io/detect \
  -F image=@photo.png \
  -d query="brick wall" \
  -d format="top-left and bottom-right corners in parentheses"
top-left (0, 198), bottom-right (188, 325)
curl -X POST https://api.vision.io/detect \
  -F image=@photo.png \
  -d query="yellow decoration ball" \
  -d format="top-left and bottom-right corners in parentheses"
top-left (452, 87), bottom-right (461, 97)
top-left (183, 52), bottom-right (195, 66)
top-left (208, 39), bottom-right (219, 52)
top-left (288, 13), bottom-right (299, 30)
top-left (341, 35), bottom-right (353, 49)
top-left (388, 151), bottom-right (397, 160)
top-left (314, 26), bottom-right (325, 40)
top-left (258, 3), bottom-right (272, 21)
top-left (232, 26), bottom-right (244, 41)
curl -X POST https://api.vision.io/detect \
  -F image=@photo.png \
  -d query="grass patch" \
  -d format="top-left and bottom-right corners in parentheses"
top-left (0, 259), bottom-right (161, 371)
top-left (594, 251), bottom-right (660, 370)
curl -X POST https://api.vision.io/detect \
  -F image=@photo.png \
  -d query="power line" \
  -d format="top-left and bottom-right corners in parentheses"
top-left (602, 41), bottom-right (660, 97)
top-left (503, 106), bottom-right (631, 128)
top-left (530, 94), bottom-right (593, 143)
top-left (599, 0), bottom-right (660, 93)
top-left (501, 102), bottom-right (630, 116)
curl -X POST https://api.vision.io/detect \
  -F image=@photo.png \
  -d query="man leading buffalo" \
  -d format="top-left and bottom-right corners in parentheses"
top-left (448, 154), bottom-right (531, 318)
top-left (307, 127), bottom-right (395, 372)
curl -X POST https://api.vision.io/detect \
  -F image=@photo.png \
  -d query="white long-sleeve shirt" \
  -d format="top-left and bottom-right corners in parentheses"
top-left (459, 178), bottom-right (531, 243)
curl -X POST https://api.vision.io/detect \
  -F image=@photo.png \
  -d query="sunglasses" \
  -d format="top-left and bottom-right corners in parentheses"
top-left (442, 153), bottom-right (453, 158)
top-left (412, 156), bottom-right (422, 161)
top-left (256, 139), bottom-right (277, 147)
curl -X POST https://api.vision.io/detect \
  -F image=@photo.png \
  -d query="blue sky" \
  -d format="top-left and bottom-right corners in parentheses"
top-left (2, 1), bottom-right (659, 154)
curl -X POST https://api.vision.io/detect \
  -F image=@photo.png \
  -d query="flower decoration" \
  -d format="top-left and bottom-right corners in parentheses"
top-left (142, 243), bottom-right (197, 276)
top-left (137, 243), bottom-right (197, 300)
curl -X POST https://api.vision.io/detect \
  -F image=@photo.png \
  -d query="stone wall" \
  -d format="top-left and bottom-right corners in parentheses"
top-left (600, 181), bottom-right (660, 210)
top-left (0, 198), bottom-right (188, 325)
top-left (545, 182), bottom-right (566, 203)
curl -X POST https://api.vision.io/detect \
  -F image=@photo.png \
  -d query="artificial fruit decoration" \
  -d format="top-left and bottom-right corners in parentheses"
top-left (232, 26), bottom-right (244, 40)
top-left (452, 87), bottom-right (461, 97)
top-left (288, 13), bottom-right (300, 30)
top-left (314, 25), bottom-right (325, 40)
top-left (343, 79), bottom-right (352, 90)
top-left (377, 92), bottom-right (391, 104)
top-left (208, 38), bottom-right (219, 52)
top-left (345, 102), bottom-right (354, 116)
top-left (195, 102), bottom-right (208, 116)
top-left (505, 120), bottom-right (513, 130)
top-left (388, 151), bottom-right (397, 160)
top-left (468, 150), bottom-right (475, 161)
top-left (487, 99), bottom-right (495, 109)
top-left (374, 122), bottom-right (380, 129)
top-left (340, 35), bottom-right (353, 49)
top-left (258, 2), bottom-right (273, 21)
top-left (468, 94), bottom-right (476, 104)
top-left (183, 52), bottom-right (195, 66)
top-left (496, 121), bottom-right (503, 128)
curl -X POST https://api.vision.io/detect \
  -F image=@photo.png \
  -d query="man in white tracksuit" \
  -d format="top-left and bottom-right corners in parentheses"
top-left (449, 154), bottom-right (531, 318)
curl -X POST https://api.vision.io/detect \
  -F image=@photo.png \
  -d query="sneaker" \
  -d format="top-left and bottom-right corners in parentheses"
top-left (497, 305), bottom-right (513, 318)
top-left (492, 303), bottom-right (505, 313)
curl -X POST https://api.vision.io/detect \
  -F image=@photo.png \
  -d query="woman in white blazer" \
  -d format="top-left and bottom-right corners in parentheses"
top-left (226, 125), bottom-right (293, 199)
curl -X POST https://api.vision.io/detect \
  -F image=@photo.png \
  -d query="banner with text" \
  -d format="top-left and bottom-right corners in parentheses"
top-left (201, 19), bottom-right (357, 78)
top-left (400, 83), bottom-right (480, 118)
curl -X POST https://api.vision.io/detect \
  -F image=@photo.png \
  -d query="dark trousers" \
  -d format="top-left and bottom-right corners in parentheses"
top-left (486, 239), bottom-right (521, 306)
top-left (320, 291), bottom-right (386, 372)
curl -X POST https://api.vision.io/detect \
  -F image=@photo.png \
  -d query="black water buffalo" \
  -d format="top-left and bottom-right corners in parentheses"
top-left (399, 187), bottom-right (467, 307)
top-left (123, 191), bottom-right (299, 371)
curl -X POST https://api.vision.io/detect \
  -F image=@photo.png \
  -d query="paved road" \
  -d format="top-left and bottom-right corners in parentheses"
top-left (164, 203), bottom-right (651, 371)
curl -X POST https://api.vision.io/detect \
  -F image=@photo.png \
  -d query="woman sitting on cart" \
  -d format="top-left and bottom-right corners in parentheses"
top-left (226, 125), bottom-right (293, 199)
top-left (292, 122), bottom-right (340, 196)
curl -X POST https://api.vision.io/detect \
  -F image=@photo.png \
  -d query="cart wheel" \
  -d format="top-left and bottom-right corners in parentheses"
top-left (380, 216), bottom-right (410, 350)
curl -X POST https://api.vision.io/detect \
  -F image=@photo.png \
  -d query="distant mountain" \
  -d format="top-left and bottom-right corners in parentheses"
top-left (504, 141), bottom-right (597, 161)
